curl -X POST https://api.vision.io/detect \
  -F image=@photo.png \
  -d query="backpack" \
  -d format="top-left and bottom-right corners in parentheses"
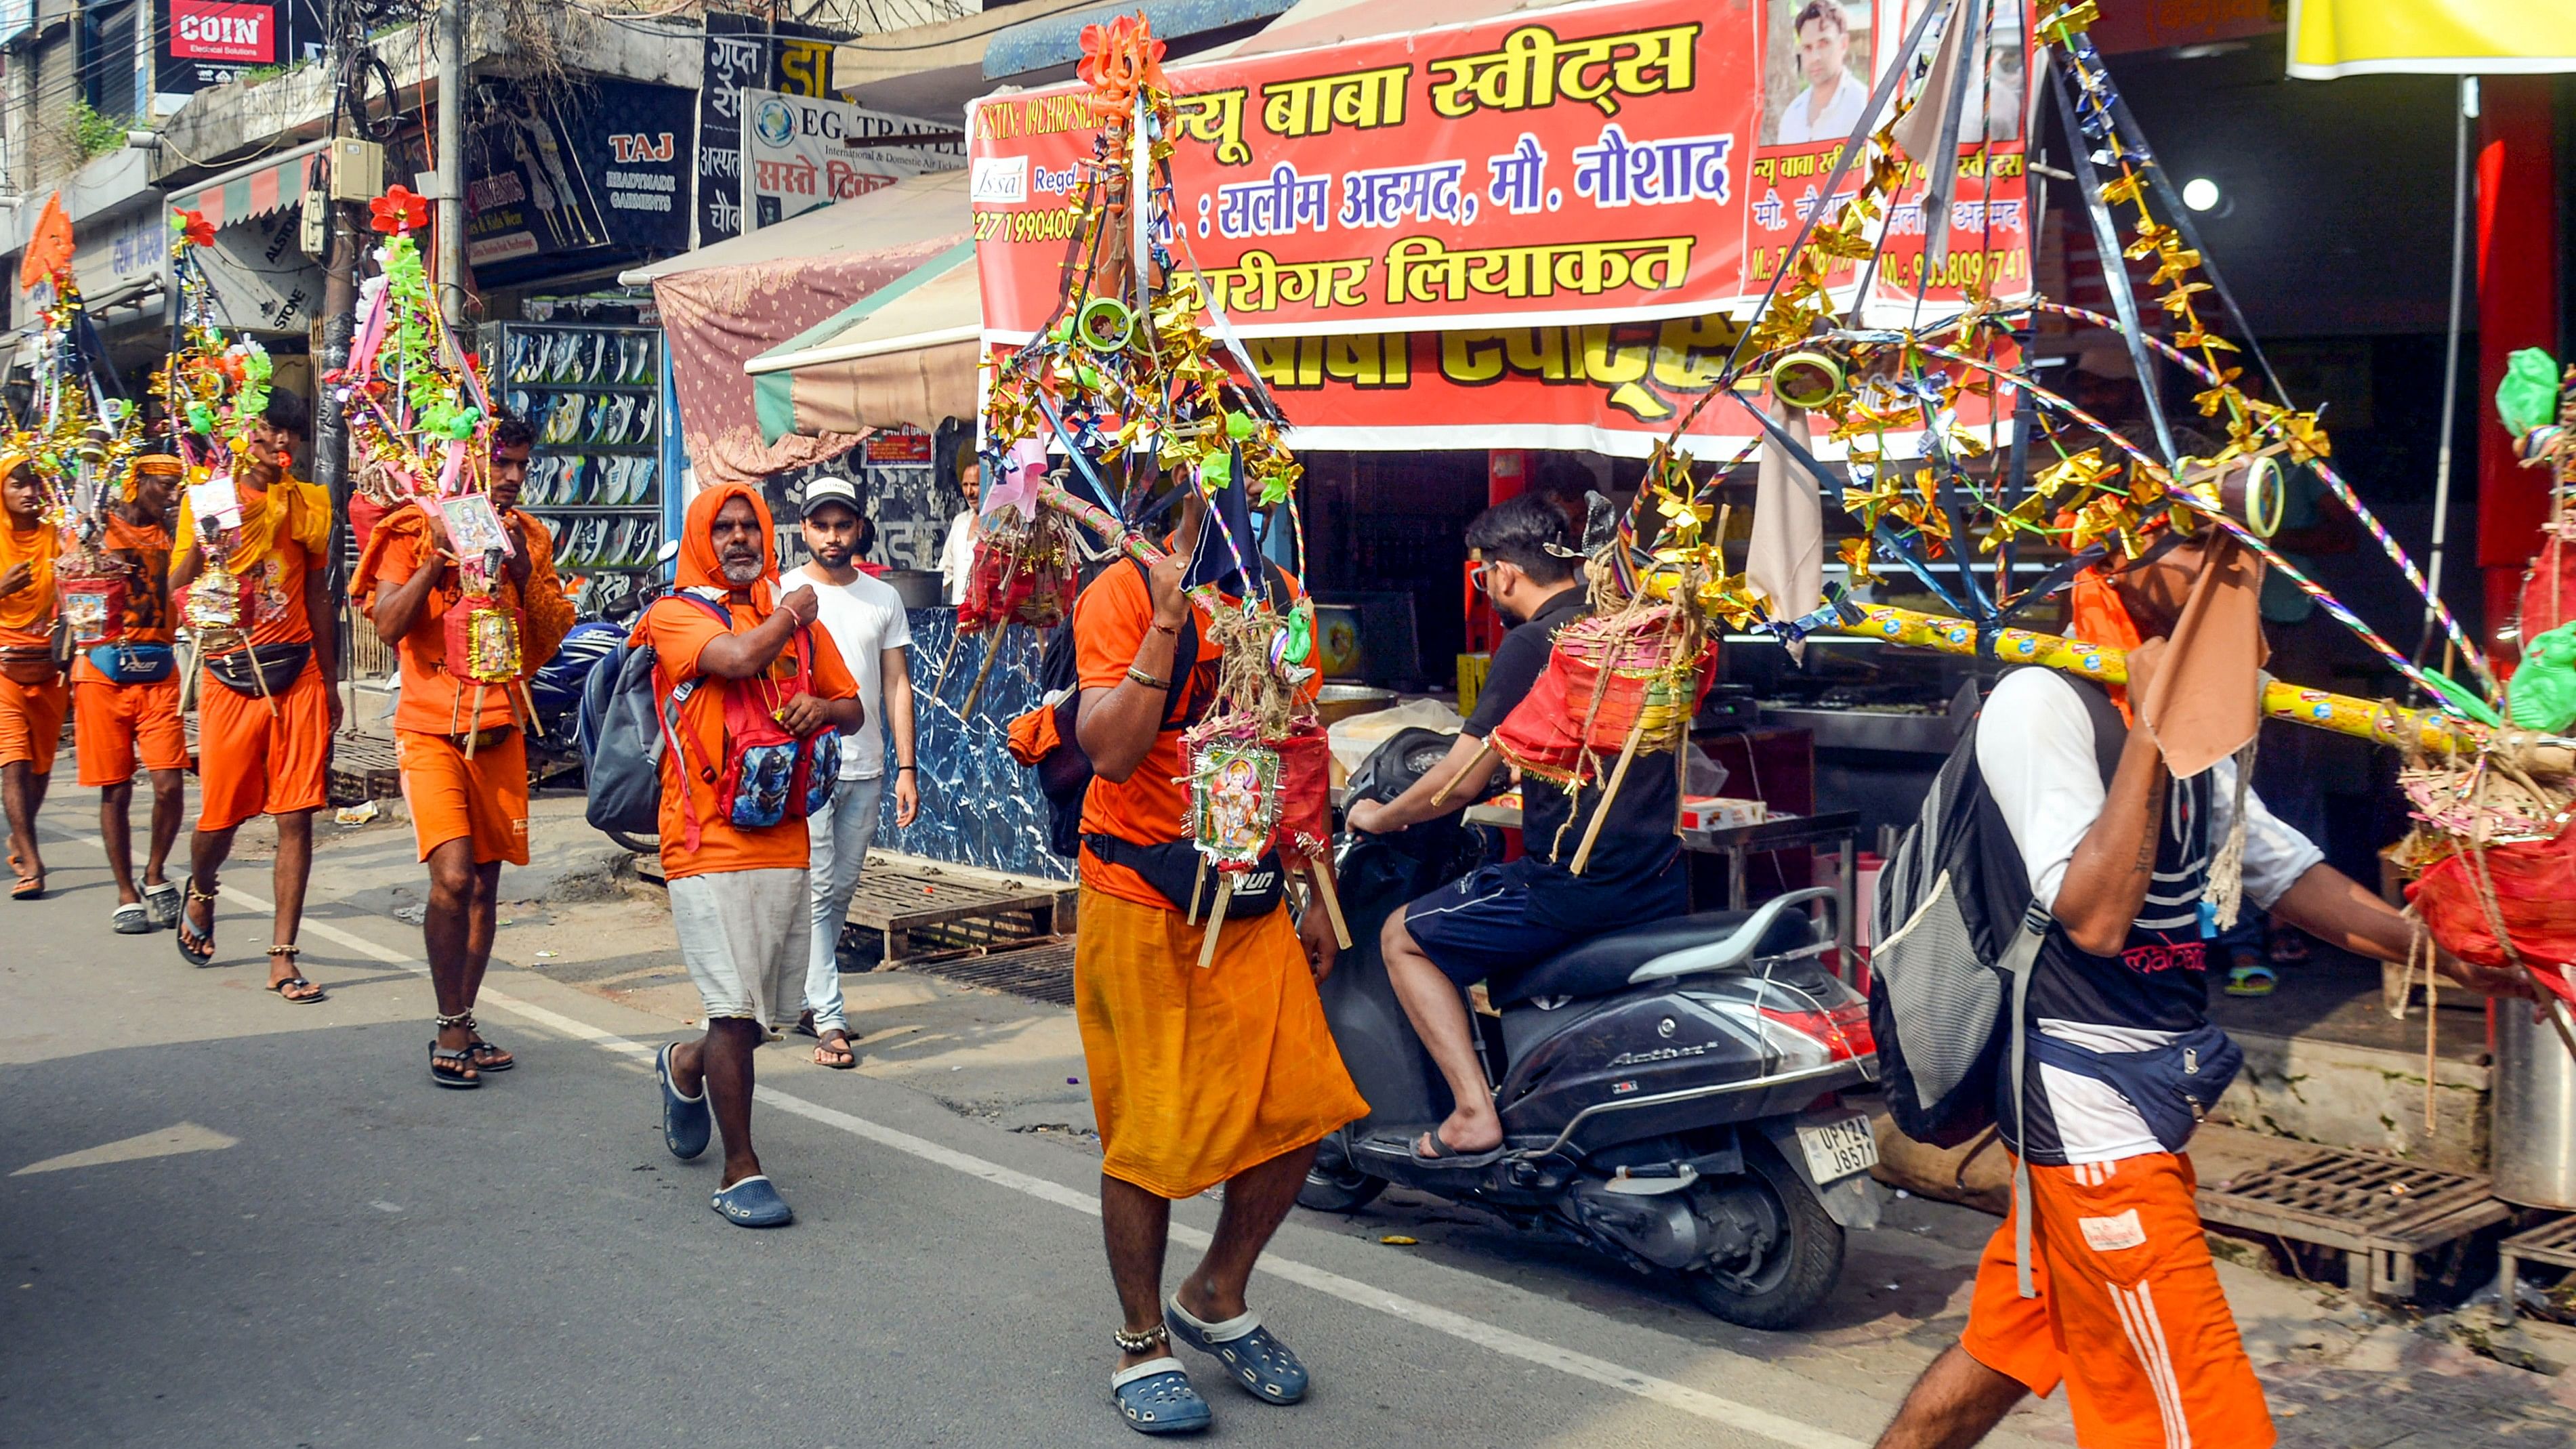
top-left (1867, 671), bottom-right (2128, 1146)
top-left (1865, 670), bottom-right (2126, 1299)
top-left (579, 591), bottom-right (837, 843)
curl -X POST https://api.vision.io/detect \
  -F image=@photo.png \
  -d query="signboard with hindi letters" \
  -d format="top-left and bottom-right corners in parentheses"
top-left (741, 88), bottom-right (963, 232)
top-left (970, 0), bottom-right (2033, 339)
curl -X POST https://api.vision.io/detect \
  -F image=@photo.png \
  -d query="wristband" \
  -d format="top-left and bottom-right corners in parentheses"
top-left (896, 765), bottom-right (917, 773)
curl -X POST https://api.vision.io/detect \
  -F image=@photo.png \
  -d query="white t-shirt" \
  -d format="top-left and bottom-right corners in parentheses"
top-left (781, 564), bottom-right (913, 780)
top-left (940, 511), bottom-right (978, 605)
top-left (1974, 669), bottom-right (2327, 1163)
top-left (1776, 72), bottom-right (1869, 146)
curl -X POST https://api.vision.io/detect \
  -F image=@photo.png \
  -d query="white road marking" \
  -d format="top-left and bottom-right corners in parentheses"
top-left (12, 1122), bottom-right (238, 1176)
top-left (46, 827), bottom-right (1872, 1449)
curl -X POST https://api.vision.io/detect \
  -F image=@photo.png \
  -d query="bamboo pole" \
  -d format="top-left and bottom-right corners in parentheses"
top-left (1828, 603), bottom-right (2501, 760)
top-left (1305, 856), bottom-right (1351, 949)
top-left (1198, 879), bottom-right (1232, 967)
top-left (1569, 717), bottom-right (1647, 876)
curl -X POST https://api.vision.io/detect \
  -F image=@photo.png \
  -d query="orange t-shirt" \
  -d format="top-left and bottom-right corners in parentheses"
top-left (358, 505), bottom-right (575, 734)
top-left (175, 477), bottom-right (332, 654)
top-left (1073, 562), bottom-right (1311, 909)
top-left (68, 514), bottom-right (175, 685)
top-left (636, 588), bottom-right (858, 881)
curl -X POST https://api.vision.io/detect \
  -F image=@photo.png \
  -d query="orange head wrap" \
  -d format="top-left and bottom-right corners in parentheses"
top-left (678, 482), bottom-right (778, 611)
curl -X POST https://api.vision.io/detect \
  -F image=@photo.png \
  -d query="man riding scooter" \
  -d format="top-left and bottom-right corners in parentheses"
top-left (1346, 493), bottom-right (1693, 1166)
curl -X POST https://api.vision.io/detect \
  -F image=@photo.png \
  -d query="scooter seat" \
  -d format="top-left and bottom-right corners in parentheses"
top-left (1492, 908), bottom-right (1811, 1007)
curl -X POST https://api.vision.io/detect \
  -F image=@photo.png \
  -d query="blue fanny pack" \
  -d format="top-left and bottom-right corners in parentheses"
top-left (86, 643), bottom-right (176, 686)
top-left (2026, 1021), bottom-right (2243, 1154)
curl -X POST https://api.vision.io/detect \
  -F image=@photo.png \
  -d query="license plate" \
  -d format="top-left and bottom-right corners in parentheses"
top-left (1795, 1113), bottom-right (1880, 1184)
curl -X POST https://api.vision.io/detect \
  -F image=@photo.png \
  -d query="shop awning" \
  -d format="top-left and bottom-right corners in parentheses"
top-left (983, 0), bottom-right (1298, 79)
top-left (745, 239), bottom-right (978, 442)
top-left (166, 140), bottom-right (328, 230)
top-left (619, 169), bottom-right (973, 286)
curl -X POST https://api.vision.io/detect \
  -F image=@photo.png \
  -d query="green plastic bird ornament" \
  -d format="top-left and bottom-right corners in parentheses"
top-left (2508, 621), bottom-right (2576, 732)
top-left (2498, 348), bottom-right (2562, 438)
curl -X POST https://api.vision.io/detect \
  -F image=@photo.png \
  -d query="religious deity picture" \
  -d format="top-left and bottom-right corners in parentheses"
top-left (1187, 741), bottom-right (1283, 872)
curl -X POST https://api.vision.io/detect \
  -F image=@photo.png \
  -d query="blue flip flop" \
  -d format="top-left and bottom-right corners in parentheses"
top-left (1165, 1299), bottom-right (1309, 1405)
top-left (657, 1043), bottom-right (711, 1161)
top-left (709, 1175), bottom-right (793, 1227)
top-left (1110, 1357), bottom-right (1211, 1435)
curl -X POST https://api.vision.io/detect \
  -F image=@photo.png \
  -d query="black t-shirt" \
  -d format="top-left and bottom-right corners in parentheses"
top-left (1466, 587), bottom-right (1682, 929)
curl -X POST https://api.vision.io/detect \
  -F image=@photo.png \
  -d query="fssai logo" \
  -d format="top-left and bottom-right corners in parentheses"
top-left (171, 0), bottom-right (274, 62)
top-left (753, 97), bottom-right (799, 149)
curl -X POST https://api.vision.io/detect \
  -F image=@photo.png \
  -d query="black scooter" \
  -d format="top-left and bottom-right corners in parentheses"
top-left (1304, 729), bottom-right (1884, 1330)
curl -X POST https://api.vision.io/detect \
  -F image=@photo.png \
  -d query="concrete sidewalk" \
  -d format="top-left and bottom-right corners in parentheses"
top-left (320, 784), bottom-right (2576, 1446)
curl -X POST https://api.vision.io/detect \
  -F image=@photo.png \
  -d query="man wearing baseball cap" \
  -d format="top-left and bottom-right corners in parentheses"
top-left (781, 476), bottom-right (919, 1070)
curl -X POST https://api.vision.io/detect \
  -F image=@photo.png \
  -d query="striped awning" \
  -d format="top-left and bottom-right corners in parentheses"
top-left (746, 238), bottom-right (979, 443)
top-left (167, 140), bottom-right (328, 232)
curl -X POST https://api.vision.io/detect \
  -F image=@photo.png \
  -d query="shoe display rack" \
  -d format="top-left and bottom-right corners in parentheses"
top-left (497, 321), bottom-right (666, 572)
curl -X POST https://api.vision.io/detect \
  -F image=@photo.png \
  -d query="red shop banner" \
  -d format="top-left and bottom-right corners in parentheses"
top-left (992, 321), bottom-right (2016, 459)
top-left (970, 0), bottom-right (2035, 343)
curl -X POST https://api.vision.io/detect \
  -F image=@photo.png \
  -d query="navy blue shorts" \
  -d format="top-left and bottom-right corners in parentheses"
top-left (1402, 861), bottom-right (1583, 990)
top-left (1405, 856), bottom-right (1693, 989)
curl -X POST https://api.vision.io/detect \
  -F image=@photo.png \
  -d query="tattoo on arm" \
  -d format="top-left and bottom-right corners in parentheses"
top-left (2132, 780), bottom-right (2166, 874)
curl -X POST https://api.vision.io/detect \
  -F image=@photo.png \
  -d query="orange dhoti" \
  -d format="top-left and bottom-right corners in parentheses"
top-left (75, 677), bottom-right (187, 787)
top-left (1962, 1152), bottom-right (2275, 1449)
top-left (396, 727), bottom-right (529, 865)
top-left (196, 661), bottom-right (332, 831)
top-left (0, 671), bottom-right (67, 774)
top-left (1073, 887), bottom-right (1368, 1198)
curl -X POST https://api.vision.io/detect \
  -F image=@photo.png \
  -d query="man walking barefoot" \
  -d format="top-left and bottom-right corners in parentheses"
top-left (354, 414), bottom-right (571, 1087)
top-left (1070, 484), bottom-right (1365, 1433)
top-left (780, 476), bottom-right (919, 1070)
top-left (0, 452), bottom-right (64, 902)
top-left (74, 453), bottom-right (188, 933)
top-left (171, 392), bottom-right (339, 999)
top-left (644, 484), bottom-right (860, 1226)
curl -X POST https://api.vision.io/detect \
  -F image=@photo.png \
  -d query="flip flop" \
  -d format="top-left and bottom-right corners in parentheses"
top-left (710, 1175), bottom-right (793, 1227)
top-left (112, 902), bottom-right (152, 935)
top-left (1411, 1130), bottom-right (1505, 1169)
top-left (657, 1042), bottom-right (711, 1160)
top-left (2225, 963), bottom-right (2278, 997)
top-left (1110, 1358), bottom-right (1211, 1435)
top-left (1165, 1299), bottom-right (1309, 1405)
top-left (175, 881), bottom-right (217, 965)
top-left (430, 1042), bottom-right (480, 1089)
top-left (12, 874), bottom-right (43, 901)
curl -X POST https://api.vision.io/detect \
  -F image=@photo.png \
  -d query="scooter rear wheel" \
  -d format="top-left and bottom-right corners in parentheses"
top-left (1297, 1162), bottom-right (1388, 1214)
top-left (1684, 1136), bottom-right (1844, 1331)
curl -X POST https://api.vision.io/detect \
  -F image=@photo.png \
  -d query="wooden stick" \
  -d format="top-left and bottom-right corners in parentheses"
top-left (955, 635), bottom-right (1004, 718)
top-left (1306, 854), bottom-right (1351, 949)
top-left (1197, 878), bottom-right (1232, 967)
top-left (465, 683), bottom-right (485, 758)
top-left (1428, 736), bottom-right (1496, 807)
top-left (1569, 717), bottom-right (1647, 876)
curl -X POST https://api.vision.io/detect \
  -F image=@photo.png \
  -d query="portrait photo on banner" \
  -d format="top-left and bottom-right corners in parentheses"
top-left (1763, 0), bottom-right (1874, 147)
top-left (1890, 0), bottom-right (2031, 144)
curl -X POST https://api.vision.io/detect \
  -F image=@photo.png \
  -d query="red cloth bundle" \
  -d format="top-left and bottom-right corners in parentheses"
top-left (1271, 721), bottom-right (1332, 856)
top-left (1490, 609), bottom-right (1716, 784)
top-left (957, 514), bottom-right (1078, 637)
top-left (2409, 835), bottom-right (2576, 1008)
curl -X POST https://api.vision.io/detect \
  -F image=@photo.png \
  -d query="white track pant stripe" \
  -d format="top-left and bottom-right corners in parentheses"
top-left (2107, 1282), bottom-right (2189, 1449)
top-left (2130, 1280), bottom-right (2193, 1449)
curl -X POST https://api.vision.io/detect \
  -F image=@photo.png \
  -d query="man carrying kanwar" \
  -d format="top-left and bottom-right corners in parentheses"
top-left (353, 412), bottom-right (571, 1088)
top-left (1872, 525), bottom-right (2537, 1449)
top-left (170, 390), bottom-right (340, 1002)
top-left (75, 452), bottom-right (190, 932)
top-left (645, 483), bottom-right (862, 1227)
top-left (1070, 484), bottom-right (1365, 1436)
top-left (0, 450), bottom-right (64, 902)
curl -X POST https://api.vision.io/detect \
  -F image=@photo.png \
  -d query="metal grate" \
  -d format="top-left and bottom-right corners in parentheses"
top-left (2499, 1213), bottom-right (2576, 1324)
top-left (2200, 1148), bottom-right (2513, 1300)
top-left (894, 940), bottom-right (1077, 1008)
top-left (846, 863), bottom-right (1067, 963)
top-left (328, 732), bottom-right (404, 805)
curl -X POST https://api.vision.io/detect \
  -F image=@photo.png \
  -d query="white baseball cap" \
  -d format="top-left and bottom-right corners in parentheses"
top-left (800, 476), bottom-right (862, 519)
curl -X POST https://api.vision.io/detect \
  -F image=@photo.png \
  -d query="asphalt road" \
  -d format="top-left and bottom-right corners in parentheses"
top-left (1, 782), bottom-right (2037, 1449)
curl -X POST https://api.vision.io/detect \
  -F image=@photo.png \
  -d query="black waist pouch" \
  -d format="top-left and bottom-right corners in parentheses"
top-left (207, 642), bottom-right (312, 698)
top-left (1085, 833), bottom-right (1286, 921)
top-left (2027, 1021), bottom-right (2243, 1154)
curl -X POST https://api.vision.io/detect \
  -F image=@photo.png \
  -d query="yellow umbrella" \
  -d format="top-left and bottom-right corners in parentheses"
top-left (2288, 0), bottom-right (2576, 79)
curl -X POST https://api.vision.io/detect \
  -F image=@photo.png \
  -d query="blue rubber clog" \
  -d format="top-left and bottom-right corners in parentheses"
top-left (657, 1042), bottom-right (711, 1161)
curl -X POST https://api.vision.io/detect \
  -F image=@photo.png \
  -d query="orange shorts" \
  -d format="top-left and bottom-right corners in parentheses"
top-left (1961, 1152), bottom-right (2274, 1449)
top-left (196, 658), bottom-right (331, 831)
top-left (75, 677), bottom-right (188, 786)
top-left (0, 672), bottom-right (68, 774)
top-left (396, 727), bottom-right (529, 866)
